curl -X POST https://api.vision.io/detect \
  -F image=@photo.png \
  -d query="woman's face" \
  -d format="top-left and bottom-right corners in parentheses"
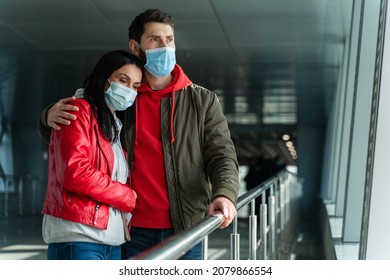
top-left (105, 64), bottom-right (142, 91)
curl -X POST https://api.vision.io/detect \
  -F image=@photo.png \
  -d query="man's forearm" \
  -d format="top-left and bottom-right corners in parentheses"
top-left (36, 103), bottom-right (54, 144)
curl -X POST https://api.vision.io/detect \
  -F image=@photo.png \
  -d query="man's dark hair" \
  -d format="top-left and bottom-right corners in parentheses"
top-left (128, 8), bottom-right (174, 42)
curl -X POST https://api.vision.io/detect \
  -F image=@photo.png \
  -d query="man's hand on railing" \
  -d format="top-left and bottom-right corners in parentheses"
top-left (207, 197), bottom-right (237, 228)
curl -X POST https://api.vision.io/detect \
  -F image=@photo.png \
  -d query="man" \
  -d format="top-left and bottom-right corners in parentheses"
top-left (37, 8), bottom-right (239, 260)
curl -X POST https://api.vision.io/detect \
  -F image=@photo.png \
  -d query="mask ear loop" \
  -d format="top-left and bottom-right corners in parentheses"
top-left (104, 79), bottom-right (112, 93)
top-left (135, 42), bottom-right (147, 65)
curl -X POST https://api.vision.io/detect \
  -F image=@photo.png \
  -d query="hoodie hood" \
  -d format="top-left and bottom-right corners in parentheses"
top-left (137, 64), bottom-right (192, 96)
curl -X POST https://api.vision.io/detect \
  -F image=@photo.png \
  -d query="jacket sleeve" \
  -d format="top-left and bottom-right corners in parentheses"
top-left (203, 92), bottom-right (239, 205)
top-left (52, 100), bottom-right (136, 213)
top-left (37, 103), bottom-right (54, 144)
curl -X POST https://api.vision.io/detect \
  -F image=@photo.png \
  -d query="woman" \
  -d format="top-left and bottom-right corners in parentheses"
top-left (41, 50), bottom-right (142, 260)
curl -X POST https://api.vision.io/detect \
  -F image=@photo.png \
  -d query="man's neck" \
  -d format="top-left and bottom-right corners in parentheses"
top-left (144, 72), bottom-right (173, 91)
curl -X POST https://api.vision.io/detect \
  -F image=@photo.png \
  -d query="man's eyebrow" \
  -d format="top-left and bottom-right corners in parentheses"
top-left (146, 34), bottom-right (174, 38)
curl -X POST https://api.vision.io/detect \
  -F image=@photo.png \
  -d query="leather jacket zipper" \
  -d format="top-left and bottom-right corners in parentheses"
top-left (93, 204), bottom-right (100, 225)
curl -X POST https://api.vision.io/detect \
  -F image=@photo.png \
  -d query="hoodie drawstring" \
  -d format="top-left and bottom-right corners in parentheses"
top-left (170, 88), bottom-right (176, 143)
top-left (135, 97), bottom-right (139, 146)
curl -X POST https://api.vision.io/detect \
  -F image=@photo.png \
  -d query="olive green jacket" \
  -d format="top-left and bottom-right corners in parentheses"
top-left (37, 84), bottom-right (239, 233)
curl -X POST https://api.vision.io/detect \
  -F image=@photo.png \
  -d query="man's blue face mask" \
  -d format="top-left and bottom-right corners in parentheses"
top-left (138, 44), bottom-right (176, 77)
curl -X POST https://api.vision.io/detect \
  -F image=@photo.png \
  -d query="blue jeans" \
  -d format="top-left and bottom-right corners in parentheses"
top-left (121, 227), bottom-right (202, 260)
top-left (47, 242), bottom-right (121, 260)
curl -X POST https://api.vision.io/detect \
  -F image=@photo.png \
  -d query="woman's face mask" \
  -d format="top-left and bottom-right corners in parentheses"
top-left (104, 79), bottom-right (137, 111)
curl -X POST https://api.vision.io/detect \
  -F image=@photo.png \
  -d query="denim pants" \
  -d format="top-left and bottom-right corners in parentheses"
top-left (121, 227), bottom-right (202, 260)
top-left (47, 242), bottom-right (121, 260)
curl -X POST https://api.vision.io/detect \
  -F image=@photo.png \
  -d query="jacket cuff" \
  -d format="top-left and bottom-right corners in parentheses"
top-left (212, 182), bottom-right (239, 205)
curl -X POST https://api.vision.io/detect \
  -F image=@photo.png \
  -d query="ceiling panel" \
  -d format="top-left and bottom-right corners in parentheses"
top-left (0, 0), bottom-right (102, 24)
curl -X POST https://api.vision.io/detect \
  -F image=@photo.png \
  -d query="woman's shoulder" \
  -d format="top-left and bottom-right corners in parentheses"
top-left (69, 97), bottom-right (92, 111)
top-left (67, 97), bottom-right (94, 120)
top-left (69, 96), bottom-right (89, 107)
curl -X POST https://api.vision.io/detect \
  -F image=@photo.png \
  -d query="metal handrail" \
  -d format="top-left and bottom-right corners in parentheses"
top-left (131, 169), bottom-right (302, 260)
top-left (132, 214), bottom-right (224, 260)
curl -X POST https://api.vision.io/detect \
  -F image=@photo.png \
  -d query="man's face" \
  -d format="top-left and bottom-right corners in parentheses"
top-left (139, 22), bottom-right (175, 50)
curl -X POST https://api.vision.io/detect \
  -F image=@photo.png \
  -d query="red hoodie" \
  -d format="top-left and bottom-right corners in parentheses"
top-left (130, 64), bottom-right (192, 228)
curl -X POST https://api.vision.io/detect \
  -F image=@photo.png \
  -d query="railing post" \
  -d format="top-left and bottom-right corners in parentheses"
top-left (249, 200), bottom-right (257, 260)
top-left (280, 179), bottom-right (288, 232)
top-left (275, 182), bottom-right (281, 259)
top-left (268, 187), bottom-right (276, 259)
top-left (285, 175), bottom-right (291, 225)
top-left (202, 235), bottom-right (208, 260)
top-left (230, 216), bottom-right (240, 260)
top-left (260, 202), bottom-right (267, 259)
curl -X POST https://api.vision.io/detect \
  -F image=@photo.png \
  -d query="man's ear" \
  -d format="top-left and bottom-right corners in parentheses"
top-left (129, 40), bottom-right (139, 55)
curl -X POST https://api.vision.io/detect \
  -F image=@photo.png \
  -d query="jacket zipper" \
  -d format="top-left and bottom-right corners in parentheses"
top-left (167, 97), bottom-right (186, 232)
top-left (93, 204), bottom-right (100, 225)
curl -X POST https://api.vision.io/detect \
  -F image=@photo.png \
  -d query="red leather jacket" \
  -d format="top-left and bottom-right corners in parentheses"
top-left (41, 98), bottom-right (136, 230)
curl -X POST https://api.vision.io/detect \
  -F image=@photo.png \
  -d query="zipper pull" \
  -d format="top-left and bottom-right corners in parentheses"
top-left (93, 204), bottom-right (100, 225)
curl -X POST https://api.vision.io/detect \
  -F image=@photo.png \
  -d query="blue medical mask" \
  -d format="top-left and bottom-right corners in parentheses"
top-left (143, 46), bottom-right (176, 77)
top-left (104, 79), bottom-right (137, 111)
